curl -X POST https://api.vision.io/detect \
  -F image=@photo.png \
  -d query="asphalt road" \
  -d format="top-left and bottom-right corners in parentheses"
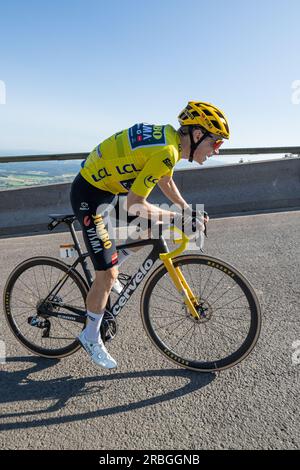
top-left (0, 210), bottom-right (299, 450)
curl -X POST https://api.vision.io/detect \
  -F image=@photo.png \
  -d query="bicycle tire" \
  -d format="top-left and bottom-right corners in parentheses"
top-left (141, 254), bottom-right (261, 372)
top-left (3, 256), bottom-right (88, 358)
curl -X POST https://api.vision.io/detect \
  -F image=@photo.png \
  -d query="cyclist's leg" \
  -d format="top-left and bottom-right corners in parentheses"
top-left (70, 174), bottom-right (118, 368)
top-left (84, 208), bottom-right (118, 315)
top-left (70, 174), bottom-right (118, 275)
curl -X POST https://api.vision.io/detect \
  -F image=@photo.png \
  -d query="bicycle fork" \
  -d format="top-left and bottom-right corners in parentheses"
top-left (160, 235), bottom-right (200, 319)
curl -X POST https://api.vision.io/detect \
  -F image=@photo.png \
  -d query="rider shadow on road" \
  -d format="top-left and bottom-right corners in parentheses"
top-left (0, 356), bottom-right (215, 432)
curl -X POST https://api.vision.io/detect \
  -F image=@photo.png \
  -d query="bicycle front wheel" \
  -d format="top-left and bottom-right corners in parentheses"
top-left (141, 254), bottom-right (261, 372)
top-left (3, 256), bottom-right (88, 358)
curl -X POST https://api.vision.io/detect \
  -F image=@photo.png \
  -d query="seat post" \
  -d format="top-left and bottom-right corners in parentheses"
top-left (69, 220), bottom-right (94, 287)
top-left (69, 220), bottom-right (83, 255)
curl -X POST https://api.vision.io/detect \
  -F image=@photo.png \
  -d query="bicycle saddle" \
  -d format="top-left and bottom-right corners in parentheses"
top-left (48, 213), bottom-right (76, 223)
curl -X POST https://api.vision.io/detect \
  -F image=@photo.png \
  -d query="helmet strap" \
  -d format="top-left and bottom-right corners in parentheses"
top-left (188, 127), bottom-right (209, 162)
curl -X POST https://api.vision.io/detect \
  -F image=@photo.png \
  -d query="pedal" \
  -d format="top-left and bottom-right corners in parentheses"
top-left (100, 311), bottom-right (117, 342)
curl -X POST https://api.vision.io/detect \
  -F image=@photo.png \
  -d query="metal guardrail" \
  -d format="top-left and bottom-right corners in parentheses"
top-left (0, 147), bottom-right (299, 163)
top-left (0, 153), bottom-right (87, 163)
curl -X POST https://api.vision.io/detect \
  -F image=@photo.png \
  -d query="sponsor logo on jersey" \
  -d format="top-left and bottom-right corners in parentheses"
top-left (144, 175), bottom-right (159, 188)
top-left (116, 163), bottom-right (140, 175)
top-left (92, 214), bottom-right (113, 250)
top-left (92, 167), bottom-right (112, 183)
top-left (128, 123), bottom-right (166, 150)
top-left (163, 157), bottom-right (173, 170)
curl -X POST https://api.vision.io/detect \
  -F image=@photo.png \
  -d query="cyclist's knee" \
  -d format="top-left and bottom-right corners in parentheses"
top-left (95, 267), bottom-right (119, 289)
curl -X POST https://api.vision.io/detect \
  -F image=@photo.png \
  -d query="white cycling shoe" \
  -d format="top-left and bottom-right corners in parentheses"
top-left (78, 331), bottom-right (117, 369)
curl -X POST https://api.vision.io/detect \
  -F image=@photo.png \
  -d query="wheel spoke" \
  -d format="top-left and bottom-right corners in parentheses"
top-left (172, 322), bottom-right (195, 353)
top-left (17, 277), bottom-right (40, 300)
top-left (155, 282), bottom-right (182, 303)
top-left (204, 272), bottom-right (228, 302)
top-left (150, 293), bottom-right (183, 306)
top-left (209, 284), bottom-right (240, 306)
top-left (154, 316), bottom-right (187, 332)
top-left (149, 304), bottom-right (184, 318)
top-left (32, 267), bottom-right (41, 299)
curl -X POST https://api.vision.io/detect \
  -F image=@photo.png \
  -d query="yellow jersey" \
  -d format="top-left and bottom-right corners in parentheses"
top-left (80, 123), bottom-right (181, 198)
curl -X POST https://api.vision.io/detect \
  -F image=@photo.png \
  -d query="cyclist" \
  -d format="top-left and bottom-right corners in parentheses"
top-left (70, 101), bottom-right (230, 369)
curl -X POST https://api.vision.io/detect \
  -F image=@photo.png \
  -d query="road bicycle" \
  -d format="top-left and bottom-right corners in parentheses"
top-left (3, 213), bottom-right (261, 372)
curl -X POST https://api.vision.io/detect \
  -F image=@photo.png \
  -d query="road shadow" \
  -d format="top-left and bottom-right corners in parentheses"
top-left (0, 356), bottom-right (215, 431)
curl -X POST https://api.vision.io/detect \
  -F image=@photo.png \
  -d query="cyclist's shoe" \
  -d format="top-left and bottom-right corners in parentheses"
top-left (111, 278), bottom-right (124, 295)
top-left (78, 331), bottom-right (117, 369)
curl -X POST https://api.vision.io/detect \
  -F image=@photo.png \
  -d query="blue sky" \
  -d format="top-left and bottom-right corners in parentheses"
top-left (0, 0), bottom-right (300, 155)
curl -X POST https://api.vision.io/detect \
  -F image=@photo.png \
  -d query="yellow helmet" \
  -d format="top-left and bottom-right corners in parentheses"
top-left (178, 101), bottom-right (230, 139)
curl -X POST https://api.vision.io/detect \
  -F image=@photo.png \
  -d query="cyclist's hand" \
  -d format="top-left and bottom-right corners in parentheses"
top-left (190, 209), bottom-right (209, 223)
top-left (190, 209), bottom-right (209, 237)
top-left (202, 211), bottom-right (209, 237)
top-left (172, 212), bottom-right (204, 238)
top-left (187, 209), bottom-right (208, 250)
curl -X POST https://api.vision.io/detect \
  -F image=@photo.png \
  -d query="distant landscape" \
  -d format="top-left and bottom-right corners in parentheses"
top-left (0, 158), bottom-right (83, 189)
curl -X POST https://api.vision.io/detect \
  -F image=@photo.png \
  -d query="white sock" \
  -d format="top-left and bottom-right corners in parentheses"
top-left (84, 310), bottom-right (104, 343)
top-left (117, 248), bottom-right (133, 267)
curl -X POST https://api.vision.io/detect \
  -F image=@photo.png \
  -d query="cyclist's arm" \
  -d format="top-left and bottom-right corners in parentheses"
top-left (126, 190), bottom-right (175, 222)
top-left (125, 158), bottom-right (175, 222)
top-left (158, 176), bottom-right (209, 223)
top-left (125, 148), bottom-right (180, 222)
top-left (158, 175), bottom-right (189, 210)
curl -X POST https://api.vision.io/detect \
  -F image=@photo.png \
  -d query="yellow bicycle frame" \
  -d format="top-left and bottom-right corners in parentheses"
top-left (159, 227), bottom-right (200, 319)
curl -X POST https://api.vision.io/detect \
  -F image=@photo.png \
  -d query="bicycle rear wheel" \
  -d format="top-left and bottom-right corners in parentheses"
top-left (3, 256), bottom-right (88, 358)
top-left (141, 254), bottom-right (261, 372)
